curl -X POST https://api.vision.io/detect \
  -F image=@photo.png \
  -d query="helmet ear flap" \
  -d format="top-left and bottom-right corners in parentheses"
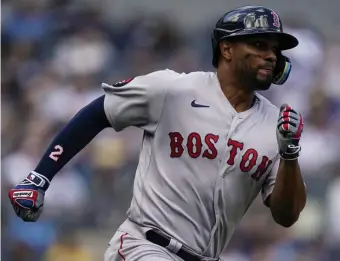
top-left (272, 52), bottom-right (292, 85)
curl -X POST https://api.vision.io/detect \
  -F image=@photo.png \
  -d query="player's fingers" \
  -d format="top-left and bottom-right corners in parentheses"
top-left (20, 209), bottom-right (37, 222)
top-left (279, 114), bottom-right (299, 122)
top-left (12, 203), bottom-right (21, 217)
top-left (280, 104), bottom-right (298, 116)
top-left (280, 103), bottom-right (289, 112)
top-left (278, 123), bottom-right (290, 133)
top-left (280, 107), bottom-right (298, 117)
top-left (278, 118), bottom-right (297, 129)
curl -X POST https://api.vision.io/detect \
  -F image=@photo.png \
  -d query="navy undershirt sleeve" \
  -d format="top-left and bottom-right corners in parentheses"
top-left (34, 95), bottom-right (111, 181)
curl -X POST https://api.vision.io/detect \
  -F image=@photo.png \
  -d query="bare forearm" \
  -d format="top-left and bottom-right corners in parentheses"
top-left (269, 159), bottom-right (306, 227)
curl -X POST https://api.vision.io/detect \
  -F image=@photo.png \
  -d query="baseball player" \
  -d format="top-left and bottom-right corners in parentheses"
top-left (9, 5), bottom-right (306, 261)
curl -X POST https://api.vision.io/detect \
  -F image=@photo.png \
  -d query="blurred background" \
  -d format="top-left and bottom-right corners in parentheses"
top-left (1, 0), bottom-right (340, 261)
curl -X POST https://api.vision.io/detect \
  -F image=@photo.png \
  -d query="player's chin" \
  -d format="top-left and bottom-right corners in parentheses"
top-left (255, 76), bottom-right (272, 90)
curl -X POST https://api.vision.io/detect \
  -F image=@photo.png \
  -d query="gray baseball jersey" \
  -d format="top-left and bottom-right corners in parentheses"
top-left (102, 69), bottom-right (280, 258)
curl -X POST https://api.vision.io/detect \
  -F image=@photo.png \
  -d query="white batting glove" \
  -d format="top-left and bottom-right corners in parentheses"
top-left (276, 104), bottom-right (304, 160)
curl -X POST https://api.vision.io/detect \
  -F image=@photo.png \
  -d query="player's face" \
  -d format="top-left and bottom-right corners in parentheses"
top-left (232, 35), bottom-right (279, 90)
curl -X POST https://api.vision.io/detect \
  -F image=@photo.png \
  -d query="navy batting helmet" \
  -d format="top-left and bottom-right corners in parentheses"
top-left (211, 5), bottom-right (299, 85)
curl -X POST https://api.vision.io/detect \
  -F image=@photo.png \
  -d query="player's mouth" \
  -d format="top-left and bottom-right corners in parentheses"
top-left (258, 66), bottom-right (273, 76)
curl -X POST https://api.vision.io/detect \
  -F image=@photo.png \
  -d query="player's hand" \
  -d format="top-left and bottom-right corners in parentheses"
top-left (276, 104), bottom-right (304, 160)
top-left (8, 172), bottom-right (50, 222)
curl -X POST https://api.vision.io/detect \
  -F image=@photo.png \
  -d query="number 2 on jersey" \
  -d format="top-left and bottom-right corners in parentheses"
top-left (49, 145), bottom-right (63, 161)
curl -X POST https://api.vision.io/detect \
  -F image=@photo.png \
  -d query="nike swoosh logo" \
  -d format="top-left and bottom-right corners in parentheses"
top-left (191, 100), bottom-right (210, 108)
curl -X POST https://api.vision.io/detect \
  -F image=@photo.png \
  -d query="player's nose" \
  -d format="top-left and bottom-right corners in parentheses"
top-left (263, 50), bottom-right (277, 68)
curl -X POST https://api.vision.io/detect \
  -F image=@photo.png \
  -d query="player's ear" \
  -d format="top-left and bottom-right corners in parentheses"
top-left (219, 41), bottom-right (233, 61)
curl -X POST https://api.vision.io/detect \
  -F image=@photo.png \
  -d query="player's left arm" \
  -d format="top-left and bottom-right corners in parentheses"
top-left (263, 104), bottom-right (307, 227)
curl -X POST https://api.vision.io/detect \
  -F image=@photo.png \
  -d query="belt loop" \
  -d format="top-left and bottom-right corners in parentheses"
top-left (165, 238), bottom-right (182, 254)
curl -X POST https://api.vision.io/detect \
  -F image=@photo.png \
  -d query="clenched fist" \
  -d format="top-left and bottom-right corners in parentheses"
top-left (276, 104), bottom-right (304, 160)
top-left (8, 172), bottom-right (49, 222)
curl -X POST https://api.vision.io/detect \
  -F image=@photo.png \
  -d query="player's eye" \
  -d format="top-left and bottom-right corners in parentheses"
top-left (272, 46), bottom-right (279, 54)
top-left (253, 41), bottom-right (268, 50)
top-left (252, 41), bottom-right (278, 54)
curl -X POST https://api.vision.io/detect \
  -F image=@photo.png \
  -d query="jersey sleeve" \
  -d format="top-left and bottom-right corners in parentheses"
top-left (261, 156), bottom-right (279, 206)
top-left (102, 69), bottom-right (177, 132)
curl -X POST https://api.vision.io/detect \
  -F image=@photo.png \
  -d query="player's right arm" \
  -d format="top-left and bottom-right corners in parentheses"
top-left (8, 69), bottom-right (176, 222)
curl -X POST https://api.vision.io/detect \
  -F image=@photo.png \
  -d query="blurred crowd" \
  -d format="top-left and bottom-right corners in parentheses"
top-left (1, 1), bottom-right (340, 261)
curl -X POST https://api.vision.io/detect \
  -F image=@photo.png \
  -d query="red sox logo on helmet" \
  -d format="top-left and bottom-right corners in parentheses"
top-left (271, 11), bottom-right (281, 28)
